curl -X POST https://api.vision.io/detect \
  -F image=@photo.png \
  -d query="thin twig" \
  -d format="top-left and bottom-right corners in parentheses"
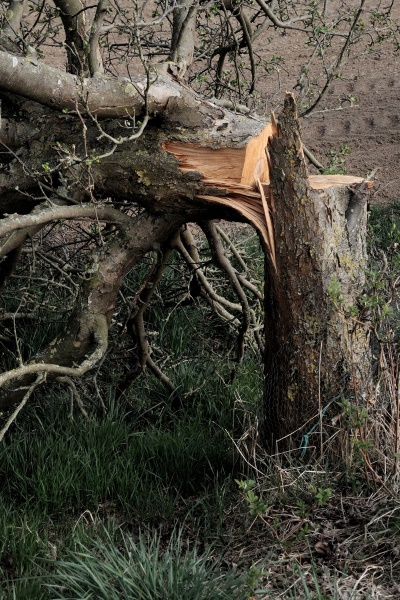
top-left (0, 374), bottom-right (44, 442)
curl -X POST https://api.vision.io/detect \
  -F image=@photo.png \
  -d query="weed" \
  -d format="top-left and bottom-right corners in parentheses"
top-left (323, 143), bottom-right (351, 175)
top-left (311, 486), bottom-right (333, 507)
top-left (235, 479), bottom-right (267, 518)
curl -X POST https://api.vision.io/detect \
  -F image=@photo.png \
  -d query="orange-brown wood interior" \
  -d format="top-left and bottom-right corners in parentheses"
top-left (163, 126), bottom-right (364, 249)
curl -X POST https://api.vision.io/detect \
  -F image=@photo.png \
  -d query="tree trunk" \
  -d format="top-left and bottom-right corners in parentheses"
top-left (263, 95), bottom-right (371, 452)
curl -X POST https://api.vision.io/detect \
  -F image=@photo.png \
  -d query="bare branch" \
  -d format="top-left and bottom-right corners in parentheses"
top-left (0, 314), bottom-right (108, 388)
top-left (169, 0), bottom-right (198, 77)
top-left (0, 204), bottom-right (131, 238)
top-left (125, 240), bottom-right (176, 393)
top-left (174, 227), bottom-right (241, 324)
top-left (300, 0), bottom-right (367, 117)
top-left (0, 0), bottom-right (28, 53)
top-left (253, 0), bottom-right (310, 32)
top-left (53, 0), bottom-right (89, 75)
top-left (215, 225), bottom-right (247, 271)
top-left (201, 221), bottom-right (264, 360)
top-left (1, 0), bottom-right (26, 39)
top-left (88, 0), bottom-right (109, 77)
top-left (202, 220), bottom-right (249, 361)
top-left (0, 49), bottom-right (193, 117)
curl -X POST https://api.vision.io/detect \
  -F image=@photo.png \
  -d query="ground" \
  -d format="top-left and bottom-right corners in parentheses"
top-left (256, 1), bottom-right (400, 204)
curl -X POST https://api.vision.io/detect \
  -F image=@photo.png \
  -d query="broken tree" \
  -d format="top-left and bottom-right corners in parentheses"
top-left (0, 1), bottom-right (372, 448)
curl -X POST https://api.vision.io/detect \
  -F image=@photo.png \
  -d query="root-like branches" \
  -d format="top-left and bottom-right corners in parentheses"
top-left (125, 241), bottom-right (176, 394)
top-left (0, 373), bottom-right (44, 443)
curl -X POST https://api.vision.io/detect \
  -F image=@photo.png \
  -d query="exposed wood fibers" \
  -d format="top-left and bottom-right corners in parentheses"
top-left (163, 127), bottom-right (364, 250)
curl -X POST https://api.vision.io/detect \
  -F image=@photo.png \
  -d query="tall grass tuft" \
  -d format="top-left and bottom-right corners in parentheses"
top-left (46, 528), bottom-right (245, 600)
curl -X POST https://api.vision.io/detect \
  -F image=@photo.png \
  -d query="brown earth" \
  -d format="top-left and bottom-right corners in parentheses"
top-left (303, 53), bottom-right (400, 205)
top-left (258, 3), bottom-right (400, 205)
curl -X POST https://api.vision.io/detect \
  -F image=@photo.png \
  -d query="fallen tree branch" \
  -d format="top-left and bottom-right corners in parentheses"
top-left (201, 221), bottom-right (264, 359)
top-left (201, 220), bottom-right (250, 362)
top-left (175, 227), bottom-right (241, 322)
top-left (0, 49), bottom-right (193, 117)
top-left (126, 242), bottom-right (176, 394)
top-left (0, 314), bottom-right (108, 388)
top-left (0, 373), bottom-right (44, 443)
top-left (0, 204), bottom-right (132, 238)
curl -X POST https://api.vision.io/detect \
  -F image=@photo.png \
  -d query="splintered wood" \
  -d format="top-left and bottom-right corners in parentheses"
top-left (240, 123), bottom-right (272, 186)
top-left (163, 124), bottom-right (364, 249)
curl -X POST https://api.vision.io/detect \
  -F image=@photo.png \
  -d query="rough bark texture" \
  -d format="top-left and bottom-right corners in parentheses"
top-left (0, 87), bottom-right (264, 218)
top-left (263, 94), bottom-right (371, 451)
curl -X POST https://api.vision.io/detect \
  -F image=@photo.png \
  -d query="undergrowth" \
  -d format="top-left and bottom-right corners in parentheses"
top-left (1, 212), bottom-right (400, 599)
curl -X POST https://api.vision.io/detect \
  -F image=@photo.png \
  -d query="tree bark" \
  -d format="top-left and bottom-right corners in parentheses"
top-left (263, 94), bottom-right (371, 452)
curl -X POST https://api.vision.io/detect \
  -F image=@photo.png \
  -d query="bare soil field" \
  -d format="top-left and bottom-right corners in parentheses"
top-left (261, 3), bottom-right (400, 205)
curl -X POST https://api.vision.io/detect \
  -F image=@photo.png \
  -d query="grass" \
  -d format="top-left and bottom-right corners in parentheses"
top-left (46, 527), bottom-right (246, 600)
top-left (0, 386), bottom-right (241, 598)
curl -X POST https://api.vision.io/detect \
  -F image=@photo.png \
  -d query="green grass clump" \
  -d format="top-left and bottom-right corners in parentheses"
top-left (0, 404), bottom-right (231, 516)
top-left (368, 202), bottom-right (400, 251)
top-left (46, 528), bottom-right (245, 600)
top-left (0, 382), bottom-right (242, 598)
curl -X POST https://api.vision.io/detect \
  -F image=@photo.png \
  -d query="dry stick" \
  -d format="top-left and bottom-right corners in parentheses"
top-left (127, 244), bottom-right (175, 393)
top-left (201, 221), bottom-right (252, 363)
top-left (302, 144), bottom-right (325, 173)
top-left (56, 376), bottom-right (89, 419)
top-left (0, 374), bottom-right (44, 443)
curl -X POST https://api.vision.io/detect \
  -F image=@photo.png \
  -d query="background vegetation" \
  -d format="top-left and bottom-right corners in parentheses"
top-left (1, 208), bottom-right (400, 598)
